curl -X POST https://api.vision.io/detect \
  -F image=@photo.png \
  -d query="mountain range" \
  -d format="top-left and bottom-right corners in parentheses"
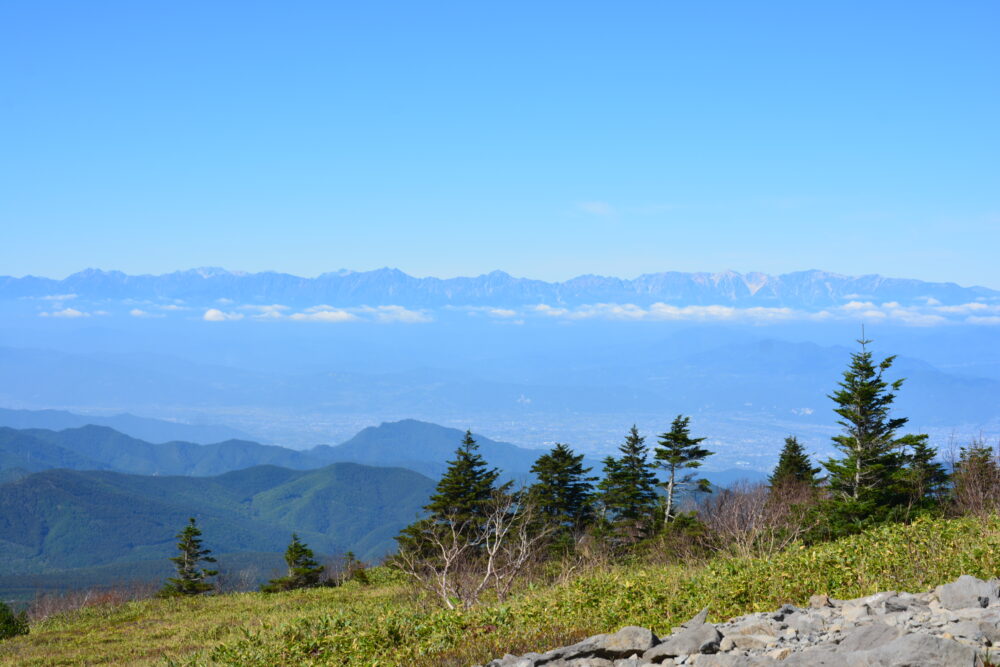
top-left (3, 267), bottom-right (997, 308)
top-left (0, 407), bottom-right (258, 445)
top-left (0, 418), bottom-right (547, 479)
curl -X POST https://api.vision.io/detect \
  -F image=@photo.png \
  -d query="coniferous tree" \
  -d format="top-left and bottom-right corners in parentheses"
top-left (596, 426), bottom-right (659, 537)
top-left (769, 436), bottom-right (821, 488)
top-left (158, 517), bottom-right (217, 597)
top-left (0, 600), bottom-right (28, 640)
top-left (654, 415), bottom-right (713, 521)
top-left (424, 430), bottom-right (503, 524)
top-left (261, 534), bottom-right (325, 592)
top-left (396, 430), bottom-right (505, 557)
top-left (528, 443), bottom-right (596, 533)
top-left (900, 434), bottom-right (948, 509)
top-left (821, 336), bottom-right (926, 527)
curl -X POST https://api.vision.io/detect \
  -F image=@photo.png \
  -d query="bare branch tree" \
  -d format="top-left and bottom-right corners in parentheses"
top-left (698, 481), bottom-right (818, 559)
top-left (395, 489), bottom-right (553, 609)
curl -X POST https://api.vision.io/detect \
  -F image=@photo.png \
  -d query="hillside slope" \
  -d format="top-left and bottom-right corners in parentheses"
top-left (0, 462), bottom-right (435, 580)
top-left (2, 515), bottom-right (999, 666)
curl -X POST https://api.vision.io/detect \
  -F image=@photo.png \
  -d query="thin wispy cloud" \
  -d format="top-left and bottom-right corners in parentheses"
top-left (129, 308), bottom-right (163, 318)
top-left (203, 308), bottom-right (244, 322)
top-left (39, 307), bottom-right (89, 318)
top-left (289, 308), bottom-right (358, 323)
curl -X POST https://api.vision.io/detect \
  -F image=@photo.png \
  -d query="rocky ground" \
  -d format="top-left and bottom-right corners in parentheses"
top-left (478, 575), bottom-right (1000, 666)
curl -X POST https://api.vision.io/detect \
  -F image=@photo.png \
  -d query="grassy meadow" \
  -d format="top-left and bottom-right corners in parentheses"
top-left (4, 514), bottom-right (1000, 666)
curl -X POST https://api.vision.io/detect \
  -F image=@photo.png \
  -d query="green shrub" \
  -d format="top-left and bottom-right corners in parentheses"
top-left (0, 601), bottom-right (28, 641)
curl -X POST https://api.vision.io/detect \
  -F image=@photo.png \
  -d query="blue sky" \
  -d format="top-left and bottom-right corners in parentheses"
top-left (1, 1), bottom-right (998, 286)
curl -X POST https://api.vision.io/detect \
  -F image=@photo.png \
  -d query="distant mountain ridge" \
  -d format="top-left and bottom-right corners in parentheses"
top-left (0, 419), bottom-right (548, 478)
top-left (0, 407), bottom-right (259, 445)
top-left (2, 267), bottom-right (996, 308)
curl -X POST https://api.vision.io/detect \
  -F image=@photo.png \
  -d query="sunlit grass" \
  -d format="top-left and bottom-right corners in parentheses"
top-left (4, 515), bottom-right (1000, 666)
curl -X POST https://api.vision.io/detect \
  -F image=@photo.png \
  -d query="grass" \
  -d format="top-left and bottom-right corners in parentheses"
top-left (4, 514), bottom-right (1000, 666)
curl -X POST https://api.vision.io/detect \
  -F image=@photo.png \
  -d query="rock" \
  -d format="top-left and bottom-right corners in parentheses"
top-left (482, 575), bottom-right (1000, 667)
top-left (595, 626), bottom-right (660, 659)
top-left (935, 575), bottom-right (999, 610)
top-left (837, 622), bottom-right (903, 651)
top-left (882, 595), bottom-right (911, 613)
top-left (842, 602), bottom-right (872, 623)
top-left (644, 625), bottom-right (720, 661)
top-left (866, 632), bottom-right (981, 666)
top-left (810, 594), bottom-right (833, 608)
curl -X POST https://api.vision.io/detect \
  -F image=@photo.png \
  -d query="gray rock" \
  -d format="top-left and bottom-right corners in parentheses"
top-left (595, 626), bottom-right (660, 658)
top-left (837, 622), bottom-right (903, 651)
top-left (935, 575), bottom-right (999, 610)
top-left (865, 632), bottom-right (981, 666)
top-left (644, 624), bottom-right (721, 661)
top-left (842, 602), bottom-right (872, 623)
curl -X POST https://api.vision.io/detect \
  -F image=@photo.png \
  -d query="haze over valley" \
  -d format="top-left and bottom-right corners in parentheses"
top-left (1, 267), bottom-right (998, 472)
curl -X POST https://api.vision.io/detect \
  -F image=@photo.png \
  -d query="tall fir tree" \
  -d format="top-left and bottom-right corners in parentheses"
top-left (159, 517), bottom-right (217, 597)
top-left (528, 443), bottom-right (596, 531)
top-left (261, 533), bottom-right (325, 592)
top-left (396, 430), bottom-right (505, 557)
top-left (596, 426), bottom-right (660, 536)
top-left (899, 434), bottom-right (948, 509)
top-left (424, 430), bottom-right (503, 523)
top-left (769, 435), bottom-right (821, 488)
top-left (654, 415), bottom-right (713, 521)
top-left (822, 335), bottom-right (927, 526)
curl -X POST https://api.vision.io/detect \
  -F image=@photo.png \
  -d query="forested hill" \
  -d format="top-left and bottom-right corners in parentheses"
top-left (0, 462), bottom-right (435, 581)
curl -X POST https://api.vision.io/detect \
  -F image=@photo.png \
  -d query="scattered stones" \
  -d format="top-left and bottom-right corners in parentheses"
top-left (477, 575), bottom-right (1000, 666)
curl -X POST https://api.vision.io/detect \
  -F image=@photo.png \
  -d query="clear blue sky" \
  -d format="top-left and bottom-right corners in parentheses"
top-left (2, 1), bottom-right (998, 286)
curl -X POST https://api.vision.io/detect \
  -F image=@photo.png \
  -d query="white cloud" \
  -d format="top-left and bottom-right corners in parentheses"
top-left (356, 305), bottom-right (432, 323)
top-left (967, 316), bottom-right (1000, 325)
top-left (203, 308), bottom-right (244, 322)
top-left (934, 302), bottom-right (992, 314)
top-left (241, 304), bottom-right (290, 320)
top-left (40, 293), bottom-right (77, 301)
top-left (130, 308), bottom-right (165, 318)
top-left (40, 307), bottom-right (89, 318)
top-left (158, 304), bottom-right (187, 311)
top-left (532, 304), bottom-right (570, 317)
top-left (289, 308), bottom-right (358, 323)
top-left (216, 298), bottom-right (235, 305)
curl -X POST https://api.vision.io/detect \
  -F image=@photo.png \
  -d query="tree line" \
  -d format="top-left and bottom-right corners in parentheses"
top-left (137, 335), bottom-right (998, 608)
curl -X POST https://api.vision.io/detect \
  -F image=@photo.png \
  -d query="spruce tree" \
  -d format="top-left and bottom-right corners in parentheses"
top-left (900, 434), bottom-right (948, 509)
top-left (769, 435), bottom-right (821, 488)
top-left (261, 534), bottom-right (325, 592)
top-left (654, 415), bottom-right (713, 521)
top-left (822, 336), bottom-right (926, 526)
top-left (528, 443), bottom-right (596, 531)
top-left (396, 430), bottom-right (504, 557)
top-left (158, 517), bottom-right (218, 597)
top-left (0, 601), bottom-right (28, 640)
top-left (596, 426), bottom-right (659, 535)
top-left (424, 430), bottom-right (503, 523)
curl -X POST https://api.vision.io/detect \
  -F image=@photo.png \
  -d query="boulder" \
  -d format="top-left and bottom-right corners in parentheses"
top-left (935, 575), bottom-right (999, 611)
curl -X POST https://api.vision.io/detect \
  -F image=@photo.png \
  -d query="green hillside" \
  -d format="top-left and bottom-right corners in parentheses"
top-left (3, 515), bottom-right (1000, 666)
top-left (0, 463), bottom-right (435, 592)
